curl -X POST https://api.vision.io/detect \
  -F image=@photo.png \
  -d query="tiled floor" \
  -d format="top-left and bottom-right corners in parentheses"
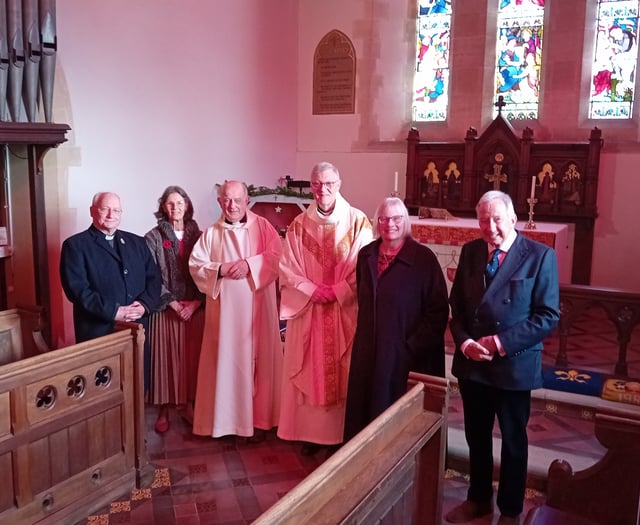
top-left (78, 308), bottom-right (639, 525)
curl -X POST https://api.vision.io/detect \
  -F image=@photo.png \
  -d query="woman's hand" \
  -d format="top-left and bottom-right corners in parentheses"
top-left (177, 300), bottom-right (201, 321)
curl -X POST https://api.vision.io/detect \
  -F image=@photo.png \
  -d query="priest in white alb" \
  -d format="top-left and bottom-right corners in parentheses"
top-left (189, 180), bottom-right (283, 440)
top-left (278, 162), bottom-right (373, 455)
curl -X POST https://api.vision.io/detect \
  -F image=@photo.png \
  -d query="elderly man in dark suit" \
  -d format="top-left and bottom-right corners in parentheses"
top-left (446, 191), bottom-right (560, 525)
top-left (60, 192), bottom-right (161, 384)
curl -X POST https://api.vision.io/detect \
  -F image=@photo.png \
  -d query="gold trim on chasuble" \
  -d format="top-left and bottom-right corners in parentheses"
top-left (299, 219), bottom-right (355, 406)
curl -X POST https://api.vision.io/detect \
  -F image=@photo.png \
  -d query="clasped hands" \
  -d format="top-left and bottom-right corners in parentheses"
top-left (310, 284), bottom-right (337, 304)
top-left (220, 259), bottom-right (249, 280)
top-left (115, 301), bottom-right (145, 323)
top-left (170, 300), bottom-right (201, 321)
top-left (465, 335), bottom-right (500, 361)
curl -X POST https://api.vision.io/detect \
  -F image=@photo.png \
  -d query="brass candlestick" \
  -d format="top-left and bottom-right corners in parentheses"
top-left (525, 197), bottom-right (538, 230)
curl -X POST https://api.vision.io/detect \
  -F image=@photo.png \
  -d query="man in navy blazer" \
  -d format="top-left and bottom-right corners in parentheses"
top-left (60, 192), bottom-right (161, 384)
top-left (446, 191), bottom-right (560, 525)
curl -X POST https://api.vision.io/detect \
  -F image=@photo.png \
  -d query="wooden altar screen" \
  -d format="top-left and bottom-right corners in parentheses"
top-left (405, 115), bottom-right (602, 284)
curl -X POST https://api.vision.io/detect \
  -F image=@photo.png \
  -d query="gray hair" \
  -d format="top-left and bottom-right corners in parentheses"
top-left (310, 161), bottom-right (340, 180)
top-left (217, 180), bottom-right (249, 197)
top-left (91, 192), bottom-right (120, 206)
top-left (476, 190), bottom-right (517, 220)
top-left (372, 197), bottom-right (411, 238)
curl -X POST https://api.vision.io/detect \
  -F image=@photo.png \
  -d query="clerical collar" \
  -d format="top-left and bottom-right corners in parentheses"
top-left (224, 215), bottom-right (247, 225)
top-left (316, 205), bottom-right (335, 217)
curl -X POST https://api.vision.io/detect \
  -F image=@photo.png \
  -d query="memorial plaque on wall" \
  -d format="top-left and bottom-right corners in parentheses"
top-left (313, 29), bottom-right (356, 115)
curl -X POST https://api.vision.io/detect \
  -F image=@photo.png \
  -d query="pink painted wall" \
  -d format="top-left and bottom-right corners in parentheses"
top-left (44, 0), bottom-right (640, 346)
top-left (48, 1), bottom-right (298, 345)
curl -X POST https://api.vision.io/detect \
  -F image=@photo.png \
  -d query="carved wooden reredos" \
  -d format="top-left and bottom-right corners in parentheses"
top-left (405, 115), bottom-right (603, 285)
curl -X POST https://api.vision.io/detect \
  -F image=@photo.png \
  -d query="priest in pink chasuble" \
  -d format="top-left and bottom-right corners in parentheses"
top-left (278, 162), bottom-right (373, 455)
top-left (189, 180), bottom-right (283, 439)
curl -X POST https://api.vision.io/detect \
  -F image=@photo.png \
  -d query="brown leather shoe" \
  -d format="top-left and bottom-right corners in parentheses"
top-left (445, 500), bottom-right (493, 523)
top-left (497, 515), bottom-right (520, 525)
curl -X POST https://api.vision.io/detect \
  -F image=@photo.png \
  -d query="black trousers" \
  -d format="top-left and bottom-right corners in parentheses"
top-left (458, 378), bottom-right (531, 517)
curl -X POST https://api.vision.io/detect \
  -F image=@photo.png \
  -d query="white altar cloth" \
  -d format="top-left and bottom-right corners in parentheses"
top-left (409, 217), bottom-right (573, 293)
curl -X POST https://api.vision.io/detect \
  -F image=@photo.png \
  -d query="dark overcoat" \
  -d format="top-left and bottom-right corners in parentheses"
top-left (449, 233), bottom-right (560, 390)
top-left (60, 224), bottom-right (162, 343)
top-left (344, 237), bottom-right (449, 441)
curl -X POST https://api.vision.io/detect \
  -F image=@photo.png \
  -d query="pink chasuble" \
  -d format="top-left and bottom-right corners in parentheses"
top-left (278, 195), bottom-right (373, 444)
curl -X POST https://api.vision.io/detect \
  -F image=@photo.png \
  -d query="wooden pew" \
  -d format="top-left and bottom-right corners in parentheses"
top-left (524, 403), bottom-right (640, 525)
top-left (554, 284), bottom-right (640, 377)
top-left (253, 373), bottom-right (448, 525)
top-left (0, 321), bottom-right (146, 525)
top-left (0, 304), bottom-right (48, 365)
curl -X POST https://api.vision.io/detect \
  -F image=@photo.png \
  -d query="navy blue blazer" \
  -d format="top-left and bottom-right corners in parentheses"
top-left (449, 233), bottom-right (560, 390)
top-left (60, 225), bottom-right (162, 342)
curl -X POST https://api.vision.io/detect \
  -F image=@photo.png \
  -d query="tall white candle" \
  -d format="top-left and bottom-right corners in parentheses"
top-left (394, 171), bottom-right (398, 193)
top-left (530, 176), bottom-right (536, 200)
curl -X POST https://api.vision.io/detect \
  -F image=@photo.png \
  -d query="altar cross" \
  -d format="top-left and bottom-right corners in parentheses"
top-left (495, 95), bottom-right (506, 116)
top-left (485, 162), bottom-right (508, 190)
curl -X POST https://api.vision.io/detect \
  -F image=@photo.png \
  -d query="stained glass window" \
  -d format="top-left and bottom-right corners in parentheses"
top-left (493, 0), bottom-right (545, 120)
top-left (412, 0), bottom-right (452, 122)
top-left (589, 0), bottom-right (639, 119)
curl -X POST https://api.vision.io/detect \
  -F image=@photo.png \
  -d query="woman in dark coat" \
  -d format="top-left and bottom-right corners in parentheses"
top-left (343, 197), bottom-right (449, 442)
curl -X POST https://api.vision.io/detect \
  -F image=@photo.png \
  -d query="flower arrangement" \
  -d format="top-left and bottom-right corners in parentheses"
top-left (247, 184), bottom-right (313, 199)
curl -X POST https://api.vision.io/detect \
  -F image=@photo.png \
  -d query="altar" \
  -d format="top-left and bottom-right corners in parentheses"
top-left (249, 194), bottom-right (312, 236)
top-left (410, 217), bottom-right (573, 294)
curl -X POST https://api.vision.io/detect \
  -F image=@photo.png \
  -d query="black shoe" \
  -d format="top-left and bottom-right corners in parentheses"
top-left (301, 442), bottom-right (322, 456)
top-left (326, 443), bottom-right (342, 456)
top-left (247, 429), bottom-right (266, 443)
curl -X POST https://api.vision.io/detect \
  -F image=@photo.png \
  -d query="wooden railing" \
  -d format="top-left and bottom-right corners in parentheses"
top-left (554, 284), bottom-right (640, 377)
top-left (253, 374), bottom-right (449, 525)
top-left (0, 321), bottom-right (146, 525)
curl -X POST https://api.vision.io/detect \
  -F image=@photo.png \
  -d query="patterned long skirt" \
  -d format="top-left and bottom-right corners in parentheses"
top-left (149, 307), bottom-right (204, 405)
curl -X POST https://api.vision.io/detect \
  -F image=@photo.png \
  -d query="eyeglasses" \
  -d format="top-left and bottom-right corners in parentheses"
top-left (310, 180), bottom-right (340, 190)
top-left (377, 215), bottom-right (403, 224)
top-left (96, 207), bottom-right (122, 215)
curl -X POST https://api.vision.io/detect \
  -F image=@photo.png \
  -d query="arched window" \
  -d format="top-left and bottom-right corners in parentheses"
top-left (589, 0), bottom-right (640, 119)
top-left (412, 0), bottom-right (452, 122)
top-left (493, 0), bottom-right (545, 120)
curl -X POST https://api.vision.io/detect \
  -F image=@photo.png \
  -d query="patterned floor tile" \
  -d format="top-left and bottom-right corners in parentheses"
top-left (77, 310), bottom-right (635, 524)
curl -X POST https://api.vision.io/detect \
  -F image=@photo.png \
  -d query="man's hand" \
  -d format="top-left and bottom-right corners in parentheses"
top-left (464, 340), bottom-right (494, 361)
top-left (476, 335), bottom-right (499, 355)
top-left (310, 284), bottom-right (337, 303)
top-left (220, 259), bottom-right (250, 280)
top-left (115, 301), bottom-right (145, 322)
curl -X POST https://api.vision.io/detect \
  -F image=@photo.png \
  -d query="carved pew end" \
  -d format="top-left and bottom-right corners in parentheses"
top-left (524, 406), bottom-right (640, 525)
